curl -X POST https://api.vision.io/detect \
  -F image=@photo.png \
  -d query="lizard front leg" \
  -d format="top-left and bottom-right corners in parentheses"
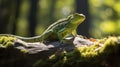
top-left (72, 29), bottom-right (77, 37)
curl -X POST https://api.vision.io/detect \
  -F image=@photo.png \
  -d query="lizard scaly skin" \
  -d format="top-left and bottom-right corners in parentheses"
top-left (0, 13), bottom-right (85, 42)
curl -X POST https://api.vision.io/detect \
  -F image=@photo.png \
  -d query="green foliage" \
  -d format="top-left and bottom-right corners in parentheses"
top-left (16, 0), bottom-right (30, 36)
top-left (89, 0), bottom-right (120, 38)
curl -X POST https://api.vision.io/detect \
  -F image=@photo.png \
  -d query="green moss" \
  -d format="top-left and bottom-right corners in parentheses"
top-left (34, 36), bottom-right (120, 67)
top-left (0, 36), bottom-right (29, 54)
top-left (20, 49), bottom-right (28, 53)
top-left (99, 37), bottom-right (119, 54)
top-left (0, 36), bottom-right (16, 48)
top-left (1, 35), bottom-right (119, 67)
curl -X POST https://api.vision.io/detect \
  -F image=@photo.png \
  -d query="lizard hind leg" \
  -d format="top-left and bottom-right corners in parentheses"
top-left (40, 30), bottom-right (58, 43)
top-left (57, 32), bottom-right (68, 51)
top-left (57, 29), bottom-right (69, 45)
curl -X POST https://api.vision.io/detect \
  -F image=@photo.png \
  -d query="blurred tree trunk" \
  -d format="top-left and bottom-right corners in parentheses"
top-left (0, 0), bottom-right (21, 34)
top-left (28, 0), bottom-right (39, 36)
top-left (0, 0), bottom-right (13, 33)
top-left (12, 0), bottom-right (22, 34)
top-left (75, 0), bottom-right (90, 37)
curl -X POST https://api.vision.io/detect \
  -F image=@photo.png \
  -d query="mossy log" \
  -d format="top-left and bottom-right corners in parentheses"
top-left (0, 35), bottom-right (120, 67)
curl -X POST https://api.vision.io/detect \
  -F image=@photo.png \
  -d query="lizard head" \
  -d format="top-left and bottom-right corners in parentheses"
top-left (69, 13), bottom-right (86, 25)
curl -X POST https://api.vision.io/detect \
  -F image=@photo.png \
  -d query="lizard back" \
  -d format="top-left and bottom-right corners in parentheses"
top-left (43, 15), bottom-right (73, 33)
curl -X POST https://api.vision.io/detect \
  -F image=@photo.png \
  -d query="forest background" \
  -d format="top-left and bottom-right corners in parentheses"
top-left (0, 0), bottom-right (120, 38)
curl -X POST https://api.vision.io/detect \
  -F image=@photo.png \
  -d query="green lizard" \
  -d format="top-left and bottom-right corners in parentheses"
top-left (0, 13), bottom-right (85, 43)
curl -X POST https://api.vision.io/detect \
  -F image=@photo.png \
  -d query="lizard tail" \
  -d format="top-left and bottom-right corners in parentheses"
top-left (15, 36), bottom-right (43, 42)
top-left (0, 34), bottom-right (43, 42)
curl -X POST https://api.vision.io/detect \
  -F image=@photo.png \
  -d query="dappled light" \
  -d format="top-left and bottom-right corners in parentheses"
top-left (89, 0), bottom-right (120, 38)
